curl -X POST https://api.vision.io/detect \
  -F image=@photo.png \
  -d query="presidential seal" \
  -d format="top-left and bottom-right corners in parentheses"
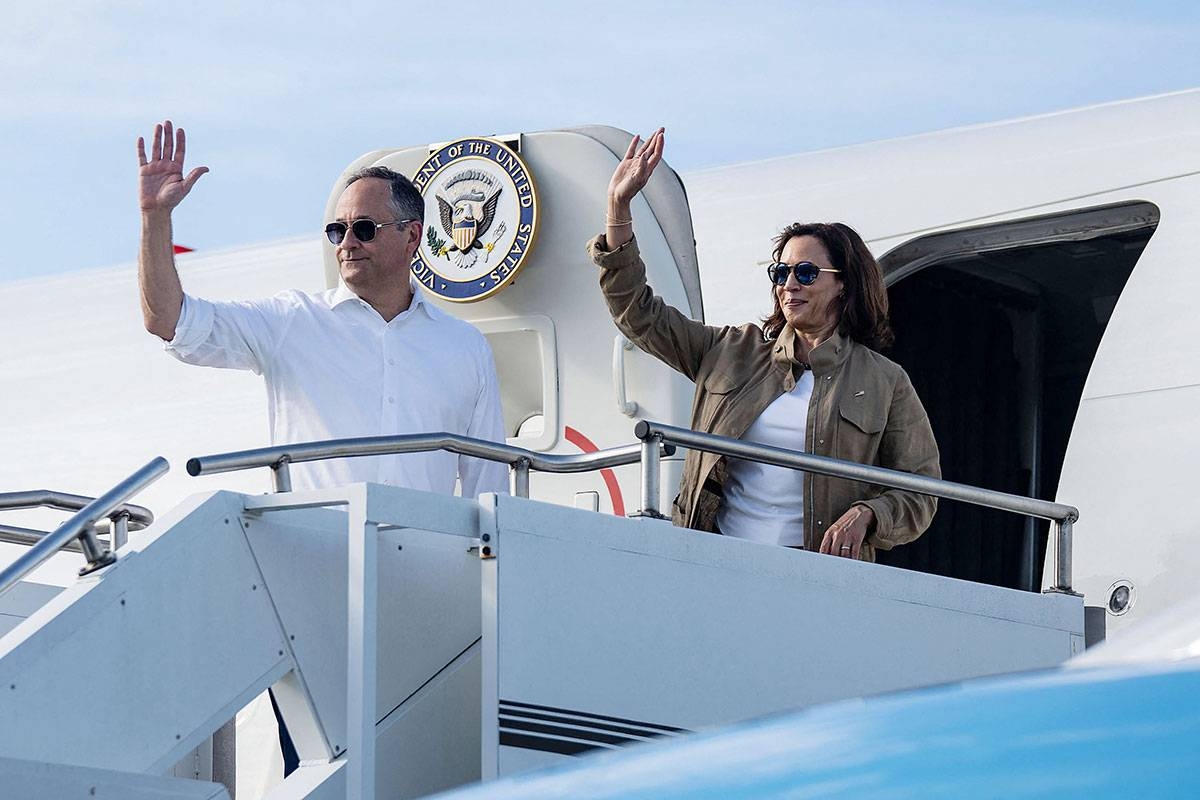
top-left (410, 137), bottom-right (539, 302)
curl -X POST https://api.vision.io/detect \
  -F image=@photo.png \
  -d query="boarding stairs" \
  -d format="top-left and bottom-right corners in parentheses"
top-left (0, 424), bottom-right (1084, 799)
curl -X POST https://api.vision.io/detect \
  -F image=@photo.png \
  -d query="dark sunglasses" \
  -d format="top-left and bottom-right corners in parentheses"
top-left (325, 217), bottom-right (416, 245)
top-left (767, 261), bottom-right (842, 286)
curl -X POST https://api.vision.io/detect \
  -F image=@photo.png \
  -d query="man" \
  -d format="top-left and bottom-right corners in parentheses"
top-left (137, 119), bottom-right (508, 796)
top-left (137, 119), bottom-right (508, 495)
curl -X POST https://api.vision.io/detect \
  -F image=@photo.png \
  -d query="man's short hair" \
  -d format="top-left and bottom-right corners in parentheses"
top-left (345, 166), bottom-right (425, 225)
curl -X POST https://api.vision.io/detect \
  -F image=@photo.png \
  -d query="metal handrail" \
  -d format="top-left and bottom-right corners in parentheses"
top-left (188, 421), bottom-right (1080, 592)
top-left (0, 491), bottom-right (157, 553)
top-left (0, 458), bottom-right (170, 597)
top-left (633, 420), bottom-right (1080, 594)
top-left (0, 491), bottom-right (155, 527)
top-left (1, 524), bottom-right (87, 553)
top-left (187, 432), bottom-right (675, 495)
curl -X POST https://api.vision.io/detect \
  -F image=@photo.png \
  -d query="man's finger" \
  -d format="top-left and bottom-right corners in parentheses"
top-left (151, 124), bottom-right (163, 162)
top-left (137, 136), bottom-right (148, 167)
top-left (176, 127), bottom-right (187, 165)
top-left (163, 120), bottom-right (175, 161)
top-left (182, 166), bottom-right (209, 193)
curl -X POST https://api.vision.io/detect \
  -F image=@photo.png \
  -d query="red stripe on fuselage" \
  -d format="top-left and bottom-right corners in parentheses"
top-left (563, 426), bottom-right (626, 517)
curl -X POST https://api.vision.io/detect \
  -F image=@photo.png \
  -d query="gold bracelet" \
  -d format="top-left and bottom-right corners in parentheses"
top-left (606, 217), bottom-right (633, 227)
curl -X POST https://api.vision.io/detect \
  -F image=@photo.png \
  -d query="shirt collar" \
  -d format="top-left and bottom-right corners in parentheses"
top-left (331, 283), bottom-right (359, 308)
top-left (331, 278), bottom-right (435, 320)
top-left (407, 280), bottom-right (434, 318)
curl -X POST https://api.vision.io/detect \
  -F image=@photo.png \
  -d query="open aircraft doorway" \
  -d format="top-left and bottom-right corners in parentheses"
top-left (879, 202), bottom-right (1159, 592)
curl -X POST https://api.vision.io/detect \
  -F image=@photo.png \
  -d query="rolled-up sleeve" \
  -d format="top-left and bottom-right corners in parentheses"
top-left (588, 233), bottom-right (717, 383)
top-left (165, 294), bottom-right (291, 375)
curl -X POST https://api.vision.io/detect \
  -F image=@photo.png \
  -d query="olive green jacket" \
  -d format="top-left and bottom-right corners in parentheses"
top-left (588, 234), bottom-right (940, 560)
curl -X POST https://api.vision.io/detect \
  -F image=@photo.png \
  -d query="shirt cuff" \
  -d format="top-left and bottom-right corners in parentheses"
top-left (586, 233), bottom-right (641, 269)
top-left (164, 294), bottom-right (215, 356)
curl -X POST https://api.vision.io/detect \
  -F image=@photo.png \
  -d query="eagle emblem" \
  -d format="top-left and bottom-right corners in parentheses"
top-left (437, 188), bottom-right (502, 255)
top-left (410, 136), bottom-right (539, 302)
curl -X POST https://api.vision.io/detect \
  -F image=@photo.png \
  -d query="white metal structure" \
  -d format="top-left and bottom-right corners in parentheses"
top-left (0, 475), bottom-right (1082, 797)
top-left (1, 89), bottom-right (1198, 796)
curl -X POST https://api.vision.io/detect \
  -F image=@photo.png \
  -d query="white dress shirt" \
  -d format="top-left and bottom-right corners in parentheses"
top-left (166, 281), bottom-right (508, 497)
top-left (716, 371), bottom-right (814, 546)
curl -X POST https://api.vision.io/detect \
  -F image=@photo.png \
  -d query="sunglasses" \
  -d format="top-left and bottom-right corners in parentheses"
top-left (325, 218), bottom-right (417, 245)
top-left (767, 261), bottom-right (842, 286)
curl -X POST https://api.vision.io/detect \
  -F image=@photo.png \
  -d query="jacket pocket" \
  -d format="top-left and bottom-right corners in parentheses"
top-left (836, 399), bottom-right (886, 469)
top-left (702, 369), bottom-right (740, 395)
top-left (838, 398), bottom-right (886, 435)
top-left (695, 369), bottom-right (741, 437)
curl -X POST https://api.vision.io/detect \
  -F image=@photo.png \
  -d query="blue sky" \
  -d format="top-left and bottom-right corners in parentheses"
top-left (1, 0), bottom-right (1197, 280)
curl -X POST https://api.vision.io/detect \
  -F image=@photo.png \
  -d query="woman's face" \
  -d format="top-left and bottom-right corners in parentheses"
top-left (775, 235), bottom-right (844, 337)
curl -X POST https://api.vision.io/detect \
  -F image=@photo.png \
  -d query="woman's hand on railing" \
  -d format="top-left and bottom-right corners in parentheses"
top-left (819, 505), bottom-right (875, 560)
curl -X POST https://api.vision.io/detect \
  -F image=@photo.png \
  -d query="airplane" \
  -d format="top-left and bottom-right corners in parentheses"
top-left (0, 87), bottom-right (1197, 798)
top-left (425, 592), bottom-right (1200, 799)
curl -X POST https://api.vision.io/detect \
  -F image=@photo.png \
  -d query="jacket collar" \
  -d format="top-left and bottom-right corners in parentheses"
top-left (775, 326), bottom-right (851, 376)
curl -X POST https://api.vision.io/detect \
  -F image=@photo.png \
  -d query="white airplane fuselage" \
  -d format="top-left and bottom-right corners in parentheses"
top-left (1, 87), bottom-right (1198, 798)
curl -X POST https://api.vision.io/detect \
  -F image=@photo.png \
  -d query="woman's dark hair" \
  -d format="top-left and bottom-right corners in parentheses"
top-left (761, 222), bottom-right (893, 351)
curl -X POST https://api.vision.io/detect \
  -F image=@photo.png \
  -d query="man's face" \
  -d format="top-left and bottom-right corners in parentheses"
top-left (333, 178), bottom-right (419, 295)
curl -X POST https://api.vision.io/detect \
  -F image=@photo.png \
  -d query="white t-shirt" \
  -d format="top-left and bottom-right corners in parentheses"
top-left (716, 371), bottom-right (814, 546)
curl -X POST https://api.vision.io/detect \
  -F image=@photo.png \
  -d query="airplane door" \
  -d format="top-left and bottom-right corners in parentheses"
top-left (323, 128), bottom-right (701, 515)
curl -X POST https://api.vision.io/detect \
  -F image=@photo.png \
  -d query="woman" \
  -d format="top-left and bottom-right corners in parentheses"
top-left (587, 129), bottom-right (939, 561)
